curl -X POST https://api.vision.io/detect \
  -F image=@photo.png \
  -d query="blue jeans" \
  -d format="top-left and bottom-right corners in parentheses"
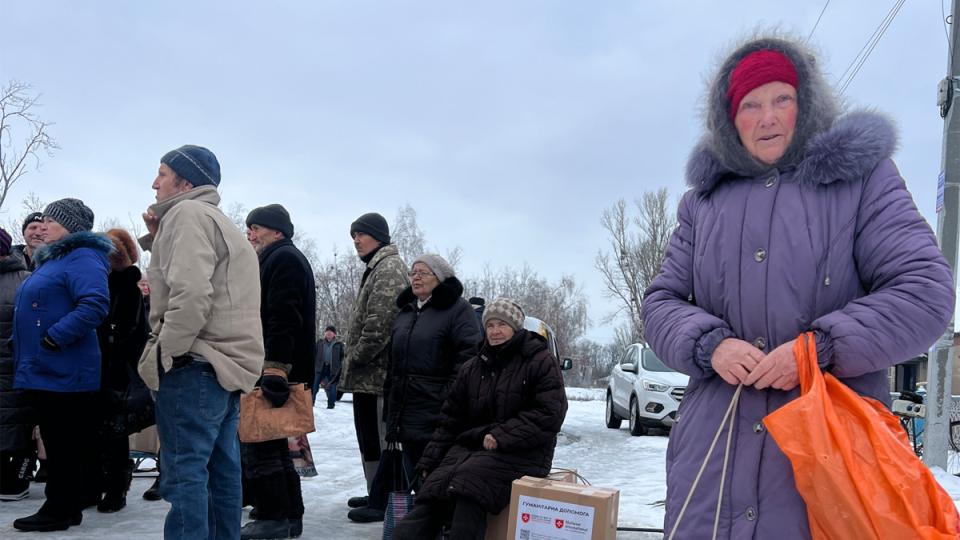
top-left (312, 367), bottom-right (337, 407)
top-left (156, 361), bottom-right (241, 540)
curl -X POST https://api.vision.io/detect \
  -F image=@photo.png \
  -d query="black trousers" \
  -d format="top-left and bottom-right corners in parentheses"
top-left (353, 392), bottom-right (383, 463)
top-left (100, 432), bottom-right (131, 496)
top-left (393, 496), bottom-right (487, 540)
top-left (28, 390), bottom-right (100, 517)
top-left (241, 438), bottom-right (304, 520)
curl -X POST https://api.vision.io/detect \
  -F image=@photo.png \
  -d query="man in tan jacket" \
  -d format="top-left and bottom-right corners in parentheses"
top-left (138, 145), bottom-right (263, 540)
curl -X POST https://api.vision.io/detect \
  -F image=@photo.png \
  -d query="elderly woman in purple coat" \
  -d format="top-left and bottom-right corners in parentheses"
top-left (641, 34), bottom-right (955, 539)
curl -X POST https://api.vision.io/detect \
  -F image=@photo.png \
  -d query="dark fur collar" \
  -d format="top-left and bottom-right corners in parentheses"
top-left (397, 276), bottom-right (465, 310)
top-left (686, 110), bottom-right (896, 193)
top-left (34, 231), bottom-right (114, 268)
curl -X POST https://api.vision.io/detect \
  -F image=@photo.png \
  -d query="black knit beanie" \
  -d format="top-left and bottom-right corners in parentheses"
top-left (43, 198), bottom-right (95, 234)
top-left (350, 212), bottom-right (390, 244)
top-left (22, 212), bottom-right (42, 234)
top-left (246, 204), bottom-right (294, 239)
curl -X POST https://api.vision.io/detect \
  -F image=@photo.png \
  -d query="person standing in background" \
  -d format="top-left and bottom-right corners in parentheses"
top-left (240, 204), bottom-right (315, 540)
top-left (313, 325), bottom-right (344, 409)
top-left (339, 212), bottom-right (408, 523)
top-left (0, 228), bottom-right (32, 501)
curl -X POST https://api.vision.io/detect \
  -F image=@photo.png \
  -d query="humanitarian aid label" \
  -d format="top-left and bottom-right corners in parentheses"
top-left (514, 494), bottom-right (594, 539)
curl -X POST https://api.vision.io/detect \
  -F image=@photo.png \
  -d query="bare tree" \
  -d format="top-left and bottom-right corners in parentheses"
top-left (391, 203), bottom-right (426, 263)
top-left (225, 201), bottom-right (248, 232)
top-left (463, 264), bottom-right (588, 358)
top-left (0, 81), bottom-right (58, 213)
top-left (595, 188), bottom-right (672, 344)
top-left (6, 191), bottom-right (45, 244)
top-left (314, 247), bottom-right (364, 333)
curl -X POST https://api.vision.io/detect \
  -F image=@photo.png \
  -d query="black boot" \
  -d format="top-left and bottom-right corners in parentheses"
top-left (142, 476), bottom-right (161, 501)
top-left (347, 495), bottom-right (368, 508)
top-left (13, 509), bottom-right (81, 532)
top-left (347, 506), bottom-right (385, 523)
top-left (239, 518), bottom-right (292, 540)
top-left (99, 459), bottom-right (131, 512)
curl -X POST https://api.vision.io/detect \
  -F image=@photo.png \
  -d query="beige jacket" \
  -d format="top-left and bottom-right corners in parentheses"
top-left (137, 186), bottom-right (264, 392)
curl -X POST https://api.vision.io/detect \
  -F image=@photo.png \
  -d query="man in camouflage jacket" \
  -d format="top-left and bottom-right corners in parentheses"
top-left (340, 212), bottom-right (408, 522)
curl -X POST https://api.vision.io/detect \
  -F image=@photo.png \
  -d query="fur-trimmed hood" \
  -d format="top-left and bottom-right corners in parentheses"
top-left (33, 231), bottom-right (114, 268)
top-left (396, 276), bottom-right (465, 310)
top-left (685, 34), bottom-right (895, 193)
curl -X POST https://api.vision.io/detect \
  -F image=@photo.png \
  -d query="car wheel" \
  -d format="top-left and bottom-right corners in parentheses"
top-left (605, 392), bottom-right (622, 429)
top-left (629, 396), bottom-right (647, 436)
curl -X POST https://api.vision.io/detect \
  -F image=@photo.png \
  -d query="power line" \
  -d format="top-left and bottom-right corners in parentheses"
top-left (837, 0), bottom-right (906, 95)
top-left (807, 0), bottom-right (831, 42)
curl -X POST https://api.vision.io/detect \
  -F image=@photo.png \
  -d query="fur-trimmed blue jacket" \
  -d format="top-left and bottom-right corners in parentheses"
top-left (13, 231), bottom-right (111, 392)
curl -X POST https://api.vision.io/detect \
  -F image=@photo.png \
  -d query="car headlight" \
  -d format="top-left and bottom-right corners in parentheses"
top-left (643, 381), bottom-right (669, 392)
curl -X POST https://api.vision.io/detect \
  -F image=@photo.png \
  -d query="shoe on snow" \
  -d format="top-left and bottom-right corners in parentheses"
top-left (143, 477), bottom-right (161, 501)
top-left (346, 495), bottom-right (368, 508)
top-left (347, 506), bottom-right (385, 523)
top-left (240, 518), bottom-right (293, 539)
top-left (98, 493), bottom-right (126, 513)
top-left (13, 510), bottom-right (81, 532)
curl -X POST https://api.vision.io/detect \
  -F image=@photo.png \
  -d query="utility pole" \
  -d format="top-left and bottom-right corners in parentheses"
top-left (925, 0), bottom-right (960, 470)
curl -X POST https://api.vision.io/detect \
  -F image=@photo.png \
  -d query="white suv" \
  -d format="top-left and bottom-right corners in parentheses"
top-left (605, 344), bottom-right (688, 436)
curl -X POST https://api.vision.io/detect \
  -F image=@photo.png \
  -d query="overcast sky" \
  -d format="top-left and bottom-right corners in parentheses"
top-left (2, 1), bottom-right (956, 344)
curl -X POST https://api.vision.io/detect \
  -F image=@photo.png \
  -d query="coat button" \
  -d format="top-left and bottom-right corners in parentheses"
top-left (753, 337), bottom-right (766, 350)
top-left (754, 248), bottom-right (766, 262)
top-left (764, 175), bottom-right (776, 187)
top-left (824, 276), bottom-right (831, 286)
top-left (753, 422), bottom-right (765, 434)
top-left (746, 507), bottom-right (757, 521)
top-left (31, 302), bottom-right (38, 308)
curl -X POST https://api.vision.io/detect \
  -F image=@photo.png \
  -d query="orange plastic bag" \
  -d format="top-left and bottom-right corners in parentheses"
top-left (764, 333), bottom-right (959, 539)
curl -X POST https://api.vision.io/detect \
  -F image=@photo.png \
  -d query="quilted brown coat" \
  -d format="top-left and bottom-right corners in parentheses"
top-left (414, 329), bottom-right (567, 513)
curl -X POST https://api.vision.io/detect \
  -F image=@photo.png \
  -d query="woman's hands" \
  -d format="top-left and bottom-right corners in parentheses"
top-left (743, 341), bottom-right (799, 391)
top-left (483, 434), bottom-right (498, 451)
top-left (710, 339), bottom-right (764, 385)
top-left (711, 338), bottom-right (799, 391)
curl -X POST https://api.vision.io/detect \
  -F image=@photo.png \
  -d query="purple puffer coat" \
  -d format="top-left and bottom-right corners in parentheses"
top-left (641, 37), bottom-right (955, 540)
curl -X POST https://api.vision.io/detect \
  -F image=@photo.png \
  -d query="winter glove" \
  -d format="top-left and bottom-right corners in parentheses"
top-left (260, 375), bottom-right (290, 408)
top-left (41, 334), bottom-right (61, 352)
top-left (384, 429), bottom-right (398, 443)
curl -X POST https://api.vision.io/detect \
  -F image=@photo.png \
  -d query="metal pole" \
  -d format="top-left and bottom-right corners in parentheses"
top-left (924, 0), bottom-right (960, 470)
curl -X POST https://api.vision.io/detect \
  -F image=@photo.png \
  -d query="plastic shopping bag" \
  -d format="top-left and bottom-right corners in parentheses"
top-left (764, 333), bottom-right (959, 539)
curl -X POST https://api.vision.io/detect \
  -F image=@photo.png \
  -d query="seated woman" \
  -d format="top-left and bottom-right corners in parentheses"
top-left (393, 298), bottom-right (568, 540)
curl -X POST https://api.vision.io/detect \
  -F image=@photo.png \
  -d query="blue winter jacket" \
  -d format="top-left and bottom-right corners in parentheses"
top-left (13, 231), bottom-right (111, 392)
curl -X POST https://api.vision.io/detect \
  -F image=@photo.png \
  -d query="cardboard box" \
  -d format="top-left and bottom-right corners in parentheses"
top-left (487, 475), bottom-right (619, 540)
top-left (485, 470), bottom-right (583, 540)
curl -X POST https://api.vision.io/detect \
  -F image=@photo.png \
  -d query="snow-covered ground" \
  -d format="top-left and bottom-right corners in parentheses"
top-left (0, 390), bottom-right (666, 539)
top-left (3, 389), bottom-right (958, 539)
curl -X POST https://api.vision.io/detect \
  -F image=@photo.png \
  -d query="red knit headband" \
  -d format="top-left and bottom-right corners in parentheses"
top-left (727, 49), bottom-right (798, 120)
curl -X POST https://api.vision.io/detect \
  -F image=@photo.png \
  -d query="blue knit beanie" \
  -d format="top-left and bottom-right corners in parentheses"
top-left (161, 145), bottom-right (221, 187)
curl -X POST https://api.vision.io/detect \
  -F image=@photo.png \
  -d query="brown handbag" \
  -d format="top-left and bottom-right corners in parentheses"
top-left (238, 382), bottom-right (315, 443)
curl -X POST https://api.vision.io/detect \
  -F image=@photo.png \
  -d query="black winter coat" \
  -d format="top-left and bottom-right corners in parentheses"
top-left (258, 239), bottom-right (316, 384)
top-left (0, 253), bottom-right (31, 452)
top-left (415, 329), bottom-right (568, 513)
top-left (385, 277), bottom-right (481, 445)
top-left (97, 266), bottom-right (149, 394)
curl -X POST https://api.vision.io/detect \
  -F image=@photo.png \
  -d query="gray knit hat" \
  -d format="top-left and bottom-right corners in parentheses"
top-left (482, 297), bottom-right (525, 332)
top-left (412, 253), bottom-right (455, 282)
top-left (43, 198), bottom-right (95, 234)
